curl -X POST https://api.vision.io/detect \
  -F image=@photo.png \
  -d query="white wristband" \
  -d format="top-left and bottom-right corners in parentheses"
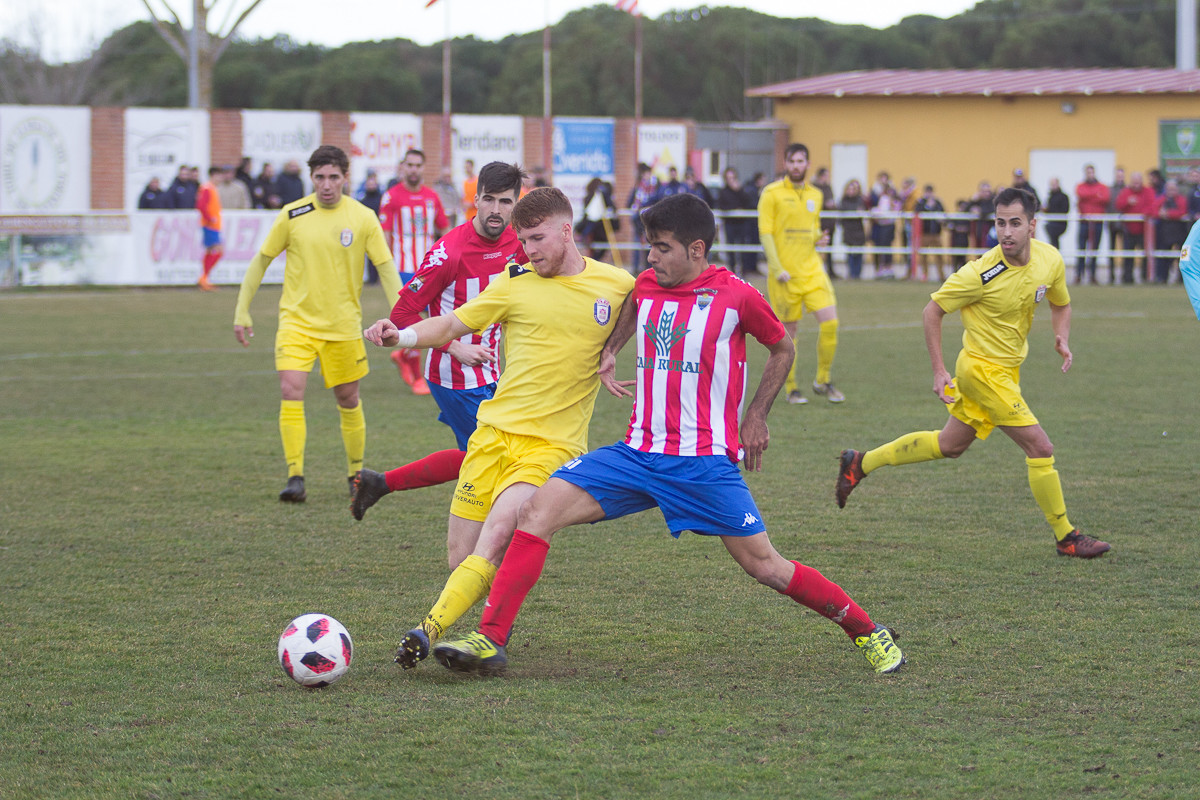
top-left (395, 328), bottom-right (418, 348)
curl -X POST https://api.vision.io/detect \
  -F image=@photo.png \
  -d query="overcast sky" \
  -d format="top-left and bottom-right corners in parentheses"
top-left (6, 0), bottom-right (979, 63)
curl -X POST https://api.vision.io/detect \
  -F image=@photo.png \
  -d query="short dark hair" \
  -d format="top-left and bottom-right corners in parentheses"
top-left (208, 166), bottom-right (223, 177)
top-left (404, 148), bottom-right (425, 163)
top-left (640, 193), bottom-right (716, 256)
top-left (307, 145), bottom-right (349, 175)
top-left (785, 143), bottom-right (809, 159)
top-left (476, 162), bottom-right (526, 198)
top-left (511, 187), bottom-right (573, 231)
top-left (996, 186), bottom-right (1039, 217)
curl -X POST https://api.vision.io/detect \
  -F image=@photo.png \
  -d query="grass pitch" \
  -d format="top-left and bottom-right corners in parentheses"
top-left (2, 279), bottom-right (1197, 798)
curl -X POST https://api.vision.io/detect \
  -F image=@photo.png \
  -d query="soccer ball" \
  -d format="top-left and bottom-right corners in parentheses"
top-left (277, 613), bottom-right (353, 688)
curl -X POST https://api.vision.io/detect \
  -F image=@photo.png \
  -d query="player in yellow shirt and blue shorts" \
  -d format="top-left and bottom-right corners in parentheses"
top-left (835, 187), bottom-right (1110, 558)
top-left (234, 145), bottom-right (402, 503)
top-left (758, 143), bottom-right (845, 405)
top-left (362, 187), bottom-right (635, 668)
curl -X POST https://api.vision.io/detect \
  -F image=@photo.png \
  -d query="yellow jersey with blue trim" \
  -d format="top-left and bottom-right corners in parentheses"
top-left (932, 239), bottom-right (1070, 368)
top-left (259, 194), bottom-right (393, 340)
top-left (453, 257), bottom-right (635, 452)
top-left (757, 178), bottom-right (824, 278)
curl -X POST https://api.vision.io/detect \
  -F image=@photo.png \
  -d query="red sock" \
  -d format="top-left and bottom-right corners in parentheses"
top-left (781, 561), bottom-right (875, 639)
top-left (202, 250), bottom-right (221, 277)
top-left (478, 529), bottom-right (550, 646)
top-left (384, 449), bottom-right (465, 491)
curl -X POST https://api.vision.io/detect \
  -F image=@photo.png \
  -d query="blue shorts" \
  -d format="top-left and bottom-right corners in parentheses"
top-left (400, 271), bottom-right (416, 286)
top-left (553, 442), bottom-right (767, 538)
top-left (427, 381), bottom-right (495, 450)
top-left (202, 227), bottom-right (221, 248)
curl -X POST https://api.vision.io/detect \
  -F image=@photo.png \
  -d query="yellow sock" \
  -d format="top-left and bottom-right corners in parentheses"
top-left (279, 400), bottom-right (306, 478)
top-left (338, 402), bottom-right (365, 477)
top-left (816, 318), bottom-right (838, 384)
top-left (1026, 456), bottom-right (1075, 539)
top-left (421, 554), bottom-right (497, 643)
top-left (862, 430), bottom-right (943, 474)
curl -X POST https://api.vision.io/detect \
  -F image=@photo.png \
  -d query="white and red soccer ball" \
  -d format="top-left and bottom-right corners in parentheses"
top-left (277, 613), bottom-right (353, 688)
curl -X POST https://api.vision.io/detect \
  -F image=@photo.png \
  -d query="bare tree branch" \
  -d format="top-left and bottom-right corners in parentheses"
top-left (138, 0), bottom-right (188, 60)
top-left (212, 0), bottom-right (268, 61)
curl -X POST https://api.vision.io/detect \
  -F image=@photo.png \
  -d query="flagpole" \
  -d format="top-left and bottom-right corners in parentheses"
top-left (441, 0), bottom-right (452, 172)
top-left (543, 0), bottom-right (553, 181)
top-left (634, 11), bottom-right (643, 124)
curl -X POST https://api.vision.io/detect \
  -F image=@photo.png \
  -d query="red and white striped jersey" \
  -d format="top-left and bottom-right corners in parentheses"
top-left (389, 222), bottom-right (526, 390)
top-left (624, 266), bottom-right (786, 462)
top-left (378, 183), bottom-right (449, 273)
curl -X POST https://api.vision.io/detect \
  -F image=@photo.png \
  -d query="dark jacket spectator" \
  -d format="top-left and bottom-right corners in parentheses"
top-left (839, 179), bottom-right (868, 279)
top-left (254, 164), bottom-right (281, 209)
top-left (138, 177), bottom-right (172, 210)
top-left (276, 161), bottom-right (306, 206)
top-left (1044, 179), bottom-right (1070, 248)
top-left (167, 166), bottom-right (199, 210)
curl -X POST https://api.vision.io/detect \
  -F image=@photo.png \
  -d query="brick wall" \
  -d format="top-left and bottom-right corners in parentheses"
top-left (209, 109), bottom-right (242, 169)
top-left (90, 107), bottom-right (124, 210)
top-left (320, 111), bottom-right (352, 155)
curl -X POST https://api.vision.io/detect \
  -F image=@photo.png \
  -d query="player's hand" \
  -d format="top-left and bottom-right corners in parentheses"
top-left (364, 318), bottom-right (399, 347)
top-left (933, 370), bottom-right (955, 404)
top-left (448, 340), bottom-right (496, 367)
top-left (817, 230), bottom-right (831, 247)
top-left (740, 414), bottom-right (769, 472)
top-left (234, 324), bottom-right (253, 347)
top-left (775, 270), bottom-right (792, 283)
top-left (598, 351), bottom-right (634, 399)
top-left (1056, 335), bottom-right (1073, 372)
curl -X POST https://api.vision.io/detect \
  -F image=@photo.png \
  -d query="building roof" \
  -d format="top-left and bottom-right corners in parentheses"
top-left (747, 68), bottom-right (1200, 98)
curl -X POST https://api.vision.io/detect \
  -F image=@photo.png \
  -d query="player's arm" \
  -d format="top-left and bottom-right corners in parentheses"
top-left (364, 312), bottom-right (474, 351)
top-left (598, 290), bottom-right (641, 398)
top-left (1050, 301), bottom-right (1072, 373)
top-left (923, 299), bottom-right (954, 403)
top-left (233, 251), bottom-right (273, 346)
top-left (757, 190), bottom-right (789, 282)
top-left (741, 333), bottom-right (794, 472)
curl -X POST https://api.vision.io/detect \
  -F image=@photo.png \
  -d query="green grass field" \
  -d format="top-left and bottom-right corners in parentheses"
top-left (2, 279), bottom-right (1198, 799)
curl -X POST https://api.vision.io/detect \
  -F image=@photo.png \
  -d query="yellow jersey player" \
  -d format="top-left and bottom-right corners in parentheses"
top-left (758, 142), bottom-right (844, 405)
top-left (362, 187), bottom-right (635, 669)
top-left (234, 145), bottom-right (402, 503)
top-left (836, 187), bottom-right (1110, 559)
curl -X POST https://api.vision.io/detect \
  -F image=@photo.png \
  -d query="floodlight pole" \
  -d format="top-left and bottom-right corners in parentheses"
top-left (1179, 0), bottom-right (1197, 70)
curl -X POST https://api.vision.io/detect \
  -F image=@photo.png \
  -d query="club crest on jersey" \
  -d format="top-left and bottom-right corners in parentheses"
top-left (1034, 284), bottom-right (1047, 303)
top-left (1182, 244), bottom-right (1190, 260)
top-left (594, 298), bottom-right (612, 325)
top-left (694, 288), bottom-right (717, 309)
top-left (806, 199), bottom-right (816, 213)
top-left (340, 229), bottom-right (353, 247)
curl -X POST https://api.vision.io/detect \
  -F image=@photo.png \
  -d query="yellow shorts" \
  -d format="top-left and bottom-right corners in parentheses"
top-left (451, 424), bottom-right (581, 522)
top-left (946, 351), bottom-right (1039, 440)
top-left (766, 269), bottom-right (835, 322)
top-left (275, 329), bottom-right (369, 389)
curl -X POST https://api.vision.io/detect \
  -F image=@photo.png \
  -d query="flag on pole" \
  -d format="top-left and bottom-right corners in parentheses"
top-left (425, 0), bottom-right (439, 7)
top-left (1179, 220), bottom-right (1200, 320)
top-left (615, 0), bottom-right (640, 15)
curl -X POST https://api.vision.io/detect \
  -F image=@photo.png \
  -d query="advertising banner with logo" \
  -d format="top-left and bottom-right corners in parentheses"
top-left (0, 105), bottom-right (92, 212)
top-left (450, 115), bottom-right (523, 187)
top-left (242, 110), bottom-right (322, 195)
top-left (130, 210), bottom-right (281, 286)
top-left (124, 108), bottom-right (210, 210)
top-left (349, 112), bottom-right (422, 189)
top-left (637, 122), bottom-right (686, 183)
top-left (1160, 120), bottom-right (1200, 179)
top-left (552, 117), bottom-right (615, 219)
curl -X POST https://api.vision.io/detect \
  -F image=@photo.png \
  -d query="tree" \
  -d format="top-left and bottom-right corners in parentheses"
top-left (139, 0), bottom-right (267, 108)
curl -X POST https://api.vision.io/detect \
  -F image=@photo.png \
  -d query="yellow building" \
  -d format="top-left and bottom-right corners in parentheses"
top-left (747, 69), bottom-right (1200, 204)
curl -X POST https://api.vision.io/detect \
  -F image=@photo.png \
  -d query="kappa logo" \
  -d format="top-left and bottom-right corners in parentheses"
top-left (742, 512), bottom-right (759, 527)
top-left (980, 261), bottom-right (1008, 285)
top-left (426, 241), bottom-right (448, 268)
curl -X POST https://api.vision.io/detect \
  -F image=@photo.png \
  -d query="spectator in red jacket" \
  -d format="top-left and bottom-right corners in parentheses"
top-left (1114, 172), bottom-right (1156, 284)
top-left (1075, 164), bottom-right (1111, 284)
